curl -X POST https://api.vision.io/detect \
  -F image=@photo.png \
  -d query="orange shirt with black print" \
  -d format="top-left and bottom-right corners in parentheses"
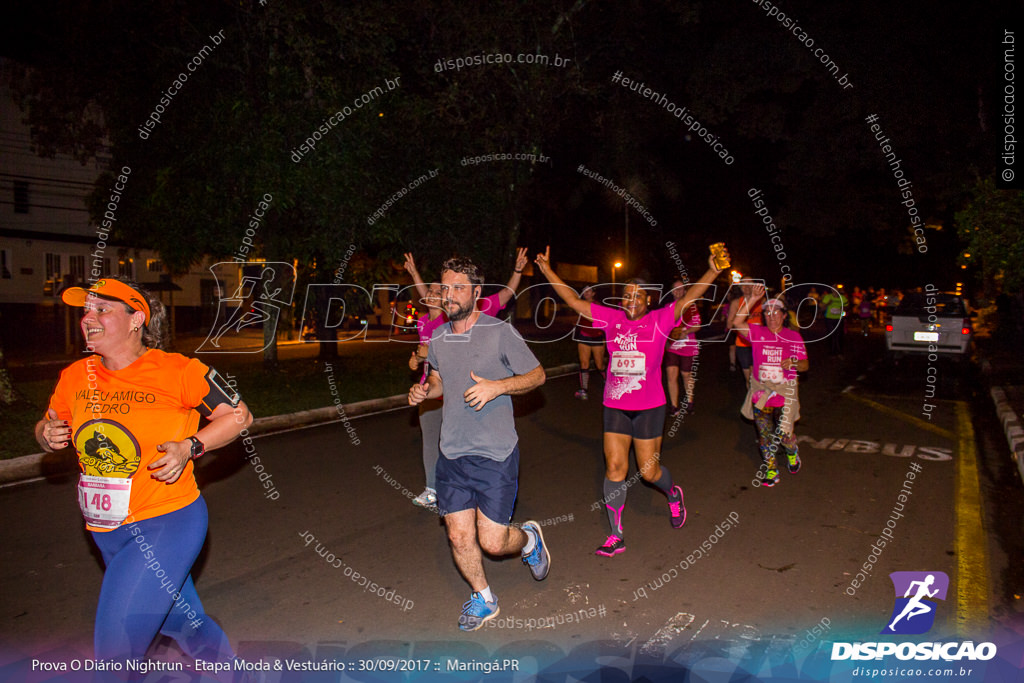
top-left (735, 297), bottom-right (763, 347)
top-left (47, 350), bottom-right (225, 532)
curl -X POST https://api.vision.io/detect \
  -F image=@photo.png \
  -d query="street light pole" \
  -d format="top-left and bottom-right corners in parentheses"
top-left (624, 204), bottom-right (629, 267)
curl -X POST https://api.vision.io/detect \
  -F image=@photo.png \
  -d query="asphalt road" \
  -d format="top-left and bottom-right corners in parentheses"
top-left (2, 329), bottom-right (1019, 681)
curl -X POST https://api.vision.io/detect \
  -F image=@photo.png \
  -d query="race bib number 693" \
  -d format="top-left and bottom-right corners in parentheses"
top-left (610, 351), bottom-right (646, 376)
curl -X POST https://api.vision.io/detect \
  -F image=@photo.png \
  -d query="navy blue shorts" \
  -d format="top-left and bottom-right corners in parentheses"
top-left (435, 446), bottom-right (520, 523)
top-left (736, 345), bottom-right (754, 370)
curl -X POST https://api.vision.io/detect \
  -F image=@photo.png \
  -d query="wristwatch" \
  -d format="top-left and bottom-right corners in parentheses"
top-left (187, 435), bottom-right (206, 459)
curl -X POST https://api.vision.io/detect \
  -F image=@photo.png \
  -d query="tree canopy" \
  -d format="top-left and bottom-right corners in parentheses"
top-left (956, 177), bottom-right (1024, 294)
top-left (2, 0), bottom-right (1009, 294)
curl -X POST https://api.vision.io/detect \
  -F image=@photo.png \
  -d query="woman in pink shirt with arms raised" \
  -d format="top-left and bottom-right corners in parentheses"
top-left (535, 246), bottom-right (726, 556)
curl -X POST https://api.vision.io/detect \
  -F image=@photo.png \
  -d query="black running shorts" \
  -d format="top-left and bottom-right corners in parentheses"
top-left (603, 404), bottom-right (666, 439)
top-left (664, 353), bottom-right (696, 372)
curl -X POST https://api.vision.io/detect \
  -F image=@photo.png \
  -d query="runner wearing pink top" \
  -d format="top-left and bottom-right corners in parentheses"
top-left (747, 322), bottom-right (806, 408)
top-left (404, 254), bottom-right (447, 508)
top-left (477, 247), bottom-right (529, 318)
top-left (589, 299), bottom-right (681, 410)
top-left (664, 277), bottom-right (701, 416)
top-left (573, 287), bottom-right (607, 400)
top-left (535, 245), bottom-right (727, 556)
top-left (731, 289), bottom-right (809, 487)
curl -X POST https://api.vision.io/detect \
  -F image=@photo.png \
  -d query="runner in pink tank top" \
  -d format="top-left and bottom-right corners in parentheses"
top-left (535, 245), bottom-right (728, 557)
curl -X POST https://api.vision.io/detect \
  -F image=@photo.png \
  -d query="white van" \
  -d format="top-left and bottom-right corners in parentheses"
top-left (885, 292), bottom-right (972, 358)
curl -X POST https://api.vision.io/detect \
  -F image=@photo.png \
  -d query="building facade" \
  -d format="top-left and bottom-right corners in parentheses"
top-left (0, 59), bottom-right (240, 354)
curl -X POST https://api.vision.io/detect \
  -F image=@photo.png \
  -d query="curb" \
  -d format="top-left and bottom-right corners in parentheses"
top-left (990, 386), bottom-right (1024, 482)
top-left (0, 363), bottom-right (581, 486)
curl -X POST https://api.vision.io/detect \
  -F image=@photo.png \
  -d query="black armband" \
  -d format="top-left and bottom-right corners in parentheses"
top-left (197, 367), bottom-right (241, 418)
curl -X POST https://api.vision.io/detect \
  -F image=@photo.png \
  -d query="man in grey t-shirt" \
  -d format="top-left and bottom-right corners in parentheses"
top-left (408, 256), bottom-right (549, 631)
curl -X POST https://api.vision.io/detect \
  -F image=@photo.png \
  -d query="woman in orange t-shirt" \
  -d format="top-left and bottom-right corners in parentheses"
top-left (727, 281), bottom-right (764, 386)
top-left (35, 276), bottom-right (253, 667)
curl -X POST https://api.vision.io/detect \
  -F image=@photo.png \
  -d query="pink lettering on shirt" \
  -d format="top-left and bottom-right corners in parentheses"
top-left (590, 304), bottom-right (681, 410)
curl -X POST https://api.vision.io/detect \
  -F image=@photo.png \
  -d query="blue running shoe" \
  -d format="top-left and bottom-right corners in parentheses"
top-left (521, 521), bottom-right (550, 580)
top-left (458, 592), bottom-right (499, 631)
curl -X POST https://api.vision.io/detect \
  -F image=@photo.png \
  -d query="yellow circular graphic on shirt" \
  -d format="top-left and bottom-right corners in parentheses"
top-left (74, 419), bottom-right (141, 478)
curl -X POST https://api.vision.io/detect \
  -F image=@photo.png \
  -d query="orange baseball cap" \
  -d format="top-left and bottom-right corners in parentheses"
top-left (61, 279), bottom-right (151, 324)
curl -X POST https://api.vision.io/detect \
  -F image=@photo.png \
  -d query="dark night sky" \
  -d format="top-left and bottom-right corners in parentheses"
top-left (0, 0), bottom-right (1014, 293)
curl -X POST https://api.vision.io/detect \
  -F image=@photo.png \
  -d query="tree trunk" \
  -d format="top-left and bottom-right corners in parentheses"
top-left (0, 328), bottom-right (19, 406)
top-left (262, 318), bottom-right (278, 369)
top-left (315, 285), bottom-right (339, 360)
top-left (261, 265), bottom-right (289, 371)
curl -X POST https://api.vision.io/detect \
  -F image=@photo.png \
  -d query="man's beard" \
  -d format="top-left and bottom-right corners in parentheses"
top-left (446, 299), bottom-right (474, 322)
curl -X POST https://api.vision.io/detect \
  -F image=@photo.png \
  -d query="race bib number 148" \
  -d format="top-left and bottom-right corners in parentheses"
top-left (78, 475), bottom-right (131, 528)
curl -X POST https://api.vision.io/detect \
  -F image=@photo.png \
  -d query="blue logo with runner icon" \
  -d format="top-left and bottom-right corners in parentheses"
top-left (881, 571), bottom-right (949, 635)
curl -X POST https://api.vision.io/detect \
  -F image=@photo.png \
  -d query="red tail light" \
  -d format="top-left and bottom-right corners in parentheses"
top-left (885, 324), bottom-right (893, 332)
top-left (961, 319), bottom-right (971, 335)
top-left (961, 327), bottom-right (970, 335)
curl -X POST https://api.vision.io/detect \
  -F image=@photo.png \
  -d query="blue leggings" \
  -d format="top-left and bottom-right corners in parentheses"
top-left (91, 497), bottom-right (234, 663)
